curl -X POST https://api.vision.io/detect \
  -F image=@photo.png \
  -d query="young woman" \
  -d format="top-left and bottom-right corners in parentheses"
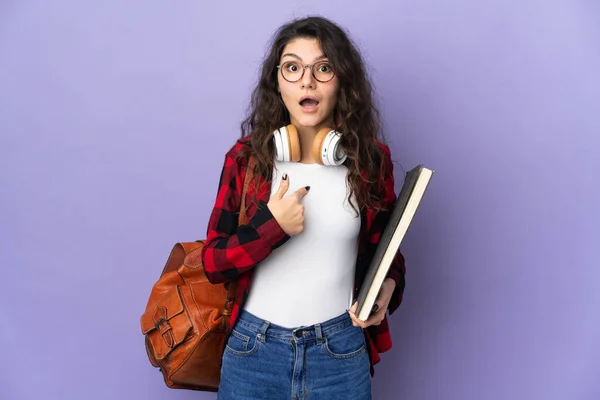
top-left (201, 15), bottom-right (406, 400)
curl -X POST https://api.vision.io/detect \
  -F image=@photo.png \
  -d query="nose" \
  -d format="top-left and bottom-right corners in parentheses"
top-left (300, 65), bottom-right (316, 89)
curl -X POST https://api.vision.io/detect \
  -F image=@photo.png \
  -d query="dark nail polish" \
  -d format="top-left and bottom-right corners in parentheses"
top-left (305, 186), bottom-right (310, 191)
top-left (282, 173), bottom-right (288, 180)
top-left (372, 304), bottom-right (379, 313)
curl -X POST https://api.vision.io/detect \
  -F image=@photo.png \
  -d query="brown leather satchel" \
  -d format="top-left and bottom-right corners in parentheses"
top-left (140, 156), bottom-right (255, 391)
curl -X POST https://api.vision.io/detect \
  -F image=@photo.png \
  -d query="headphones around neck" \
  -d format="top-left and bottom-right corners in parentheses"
top-left (273, 124), bottom-right (347, 166)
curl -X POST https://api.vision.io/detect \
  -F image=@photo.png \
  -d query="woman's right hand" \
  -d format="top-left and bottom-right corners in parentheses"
top-left (266, 173), bottom-right (310, 236)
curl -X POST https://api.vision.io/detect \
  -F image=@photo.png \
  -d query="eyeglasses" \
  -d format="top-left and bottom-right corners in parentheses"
top-left (276, 60), bottom-right (335, 83)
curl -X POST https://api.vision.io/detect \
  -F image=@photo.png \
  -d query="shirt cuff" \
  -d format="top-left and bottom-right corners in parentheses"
top-left (249, 201), bottom-right (290, 250)
top-left (385, 257), bottom-right (405, 315)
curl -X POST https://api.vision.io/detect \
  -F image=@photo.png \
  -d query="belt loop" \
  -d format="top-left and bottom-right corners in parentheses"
top-left (257, 320), bottom-right (269, 343)
top-left (315, 323), bottom-right (323, 345)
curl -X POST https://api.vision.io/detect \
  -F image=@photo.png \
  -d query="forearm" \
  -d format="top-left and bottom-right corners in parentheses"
top-left (202, 201), bottom-right (289, 284)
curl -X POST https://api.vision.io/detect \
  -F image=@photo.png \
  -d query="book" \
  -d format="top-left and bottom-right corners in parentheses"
top-left (356, 164), bottom-right (435, 321)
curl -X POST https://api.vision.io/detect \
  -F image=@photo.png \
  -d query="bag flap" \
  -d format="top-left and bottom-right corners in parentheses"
top-left (141, 285), bottom-right (187, 333)
top-left (141, 286), bottom-right (193, 360)
top-left (141, 286), bottom-right (192, 360)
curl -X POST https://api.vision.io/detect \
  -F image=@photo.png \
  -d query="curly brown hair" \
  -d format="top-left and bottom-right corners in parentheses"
top-left (239, 15), bottom-right (390, 215)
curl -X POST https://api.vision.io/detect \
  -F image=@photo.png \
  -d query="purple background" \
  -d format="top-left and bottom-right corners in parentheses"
top-left (1, 1), bottom-right (599, 399)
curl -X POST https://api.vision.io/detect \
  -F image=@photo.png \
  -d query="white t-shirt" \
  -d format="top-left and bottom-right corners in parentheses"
top-left (243, 160), bottom-right (361, 328)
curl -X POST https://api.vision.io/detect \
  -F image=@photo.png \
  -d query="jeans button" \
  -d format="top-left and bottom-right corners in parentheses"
top-left (294, 330), bottom-right (302, 338)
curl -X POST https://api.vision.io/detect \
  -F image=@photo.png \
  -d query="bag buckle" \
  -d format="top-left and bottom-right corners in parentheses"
top-left (154, 317), bottom-right (175, 348)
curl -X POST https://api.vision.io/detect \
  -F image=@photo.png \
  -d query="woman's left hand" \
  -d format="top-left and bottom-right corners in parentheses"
top-left (348, 278), bottom-right (396, 328)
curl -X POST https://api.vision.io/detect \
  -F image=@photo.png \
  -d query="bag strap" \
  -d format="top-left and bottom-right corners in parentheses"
top-left (239, 154), bottom-right (256, 225)
top-left (161, 154), bottom-right (257, 276)
top-left (222, 154), bottom-right (256, 329)
top-left (159, 154), bottom-right (257, 330)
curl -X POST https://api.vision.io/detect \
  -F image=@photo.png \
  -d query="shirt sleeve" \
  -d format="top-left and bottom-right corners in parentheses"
top-left (369, 144), bottom-right (407, 315)
top-left (200, 144), bottom-right (290, 284)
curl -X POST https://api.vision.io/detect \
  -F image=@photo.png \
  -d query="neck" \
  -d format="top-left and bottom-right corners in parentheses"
top-left (293, 119), bottom-right (335, 164)
top-left (296, 126), bottom-right (318, 164)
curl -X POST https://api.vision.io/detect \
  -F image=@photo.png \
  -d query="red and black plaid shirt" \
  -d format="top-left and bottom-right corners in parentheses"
top-left (201, 137), bottom-right (406, 374)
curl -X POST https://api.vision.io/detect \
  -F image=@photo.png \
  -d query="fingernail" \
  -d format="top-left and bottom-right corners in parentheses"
top-left (305, 186), bottom-right (310, 191)
top-left (282, 173), bottom-right (288, 180)
top-left (372, 304), bottom-right (379, 313)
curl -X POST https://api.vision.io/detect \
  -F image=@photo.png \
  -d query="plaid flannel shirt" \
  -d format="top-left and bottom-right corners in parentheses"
top-left (201, 137), bottom-right (406, 374)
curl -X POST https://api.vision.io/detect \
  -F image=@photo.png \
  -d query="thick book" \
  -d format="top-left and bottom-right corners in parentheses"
top-left (356, 164), bottom-right (435, 321)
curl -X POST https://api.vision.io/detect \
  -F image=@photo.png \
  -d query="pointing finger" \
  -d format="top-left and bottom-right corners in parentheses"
top-left (294, 185), bottom-right (310, 200)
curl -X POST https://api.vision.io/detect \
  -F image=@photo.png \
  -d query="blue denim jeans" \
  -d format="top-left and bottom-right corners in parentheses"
top-left (217, 309), bottom-right (372, 400)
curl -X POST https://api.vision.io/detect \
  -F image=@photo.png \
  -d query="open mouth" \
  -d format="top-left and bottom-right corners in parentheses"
top-left (299, 97), bottom-right (319, 111)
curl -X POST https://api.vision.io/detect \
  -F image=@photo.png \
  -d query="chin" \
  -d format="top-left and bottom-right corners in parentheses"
top-left (292, 114), bottom-right (329, 129)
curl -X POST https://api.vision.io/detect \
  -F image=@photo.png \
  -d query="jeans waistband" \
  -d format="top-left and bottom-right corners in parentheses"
top-left (235, 309), bottom-right (355, 342)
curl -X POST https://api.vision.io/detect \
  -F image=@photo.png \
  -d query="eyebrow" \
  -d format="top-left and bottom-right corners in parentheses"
top-left (280, 53), bottom-right (328, 62)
